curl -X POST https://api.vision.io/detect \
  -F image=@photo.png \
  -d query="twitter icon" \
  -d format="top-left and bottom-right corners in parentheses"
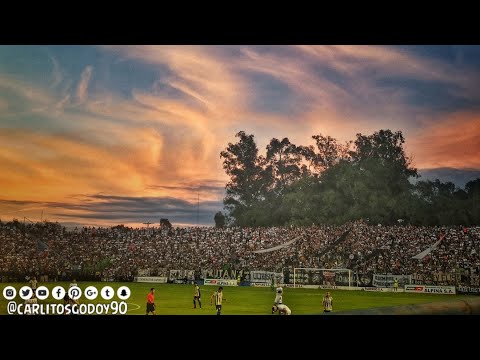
top-left (19, 286), bottom-right (32, 300)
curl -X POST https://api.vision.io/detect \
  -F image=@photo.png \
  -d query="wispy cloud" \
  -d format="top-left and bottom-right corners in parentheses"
top-left (49, 55), bottom-right (63, 88)
top-left (76, 65), bottom-right (93, 103)
top-left (0, 195), bottom-right (222, 227)
top-left (55, 94), bottom-right (70, 110)
top-left (1, 45), bottom-right (479, 226)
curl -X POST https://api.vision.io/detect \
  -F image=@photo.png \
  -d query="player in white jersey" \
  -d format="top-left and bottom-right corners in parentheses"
top-left (272, 304), bottom-right (291, 315)
top-left (23, 293), bottom-right (38, 315)
top-left (211, 287), bottom-right (226, 315)
top-left (274, 285), bottom-right (283, 305)
top-left (323, 292), bottom-right (333, 312)
top-left (29, 276), bottom-right (38, 293)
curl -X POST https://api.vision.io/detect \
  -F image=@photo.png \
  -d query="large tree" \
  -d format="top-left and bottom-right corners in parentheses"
top-left (300, 134), bottom-right (351, 174)
top-left (214, 212), bottom-right (226, 228)
top-left (266, 137), bottom-right (303, 192)
top-left (350, 129), bottom-right (417, 179)
top-left (220, 129), bottom-right (479, 227)
top-left (220, 131), bottom-right (269, 225)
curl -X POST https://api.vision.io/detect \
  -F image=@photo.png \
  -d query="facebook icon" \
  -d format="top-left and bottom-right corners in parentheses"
top-left (52, 286), bottom-right (66, 300)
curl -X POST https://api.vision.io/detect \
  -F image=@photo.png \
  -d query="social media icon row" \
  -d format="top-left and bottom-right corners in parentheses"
top-left (2, 285), bottom-right (130, 301)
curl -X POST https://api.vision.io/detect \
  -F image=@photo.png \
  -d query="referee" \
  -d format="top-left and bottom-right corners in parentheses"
top-left (146, 288), bottom-right (156, 315)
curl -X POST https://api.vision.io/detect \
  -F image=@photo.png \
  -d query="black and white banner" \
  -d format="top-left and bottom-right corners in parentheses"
top-left (372, 274), bottom-right (411, 287)
top-left (457, 286), bottom-right (480, 295)
top-left (134, 276), bottom-right (168, 283)
top-left (250, 271), bottom-right (284, 284)
top-left (169, 270), bottom-right (195, 282)
top-left (200, 269), bottom-right (248, 281)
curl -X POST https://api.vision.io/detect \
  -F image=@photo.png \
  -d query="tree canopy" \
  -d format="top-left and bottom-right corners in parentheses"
top-left (219, 129), bottom-right (479, 226)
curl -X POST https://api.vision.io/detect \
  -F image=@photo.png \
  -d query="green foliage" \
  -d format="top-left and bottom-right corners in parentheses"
top-left (219, 129), bottom-right (480, 226)
top-left (214, 212), bottom-right (226, 228)
top-left (160, 219), bottom-right (172, 229)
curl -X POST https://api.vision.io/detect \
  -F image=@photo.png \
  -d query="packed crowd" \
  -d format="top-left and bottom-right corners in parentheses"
top-left (0, 220), bottom-right (478, 285)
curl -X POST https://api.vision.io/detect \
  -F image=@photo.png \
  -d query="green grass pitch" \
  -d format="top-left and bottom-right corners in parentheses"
top-left (0, 282), bottom-right (470, 315)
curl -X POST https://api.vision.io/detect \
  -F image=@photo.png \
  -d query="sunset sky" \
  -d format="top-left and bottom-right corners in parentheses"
top-left (1, 45), bottom-right (479, 227)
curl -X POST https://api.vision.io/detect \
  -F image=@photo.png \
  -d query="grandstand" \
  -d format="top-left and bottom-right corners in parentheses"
top-left (1, 220), bottom-right (479, 289)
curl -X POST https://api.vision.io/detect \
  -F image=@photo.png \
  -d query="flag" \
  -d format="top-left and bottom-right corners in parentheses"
top-left (37, 239), bottom-right (49, 253)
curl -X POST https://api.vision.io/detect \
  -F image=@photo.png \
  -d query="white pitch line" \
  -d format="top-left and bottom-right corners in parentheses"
top-left (127, 302), bottom-right (141, 312)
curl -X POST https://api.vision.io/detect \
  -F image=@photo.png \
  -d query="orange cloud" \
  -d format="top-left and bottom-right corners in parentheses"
top-left (2, 46), bottom-right (479, 226)
top-left (408, 112), bottom-right (480, 169)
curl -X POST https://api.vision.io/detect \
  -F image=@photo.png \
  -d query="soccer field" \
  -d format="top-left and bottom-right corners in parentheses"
top-left (1, 282), bottom-right (472, 315)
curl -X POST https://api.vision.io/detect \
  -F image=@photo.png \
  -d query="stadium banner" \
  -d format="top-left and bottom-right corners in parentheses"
top-left (291, 269), bottom-right (353, 286)
top-left (285, 284), bottom-right (303, 288)
top-left (250, 271), bottom-right (284, 284)
top-left (289, 284), bottom-right (367, 291)
top-left (251, 236), bottom-right (300, 254)
top-left (169, 270), bottom-right (195, 282)
top-left (334, 285), bottom-right (364, 291)
top-left (405, 285), bottom-right (456, 294)
top-left (134, 276), bottom-right (168, 283)
top-left (372, 274), bottom-right (411, 287)
top-left (319, 285), bottom-right (338, 289)
top-left (364, 287), bottom-right (386, 292)
top-left (137, 269), bottom-right (150, 276)
top-left (204, 278), bottom-right (238, 286)
top-left (405, 285), bottom-right (425, 293)
top-left (424, 285), bottom-right (456, 294)
top-left (251, 282), bottom-right (271, 287)
top-left (303, 285), bottom-right (324, 289)
top-left (457, 286), bottom-right (480, 295)
top-left (200, 269), bottom-right (247, 281)
top-left (157, 268), bottom-right (169, 277)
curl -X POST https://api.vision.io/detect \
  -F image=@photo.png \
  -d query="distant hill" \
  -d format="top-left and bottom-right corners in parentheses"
top-left (415, 168), bottom-right (480, 188)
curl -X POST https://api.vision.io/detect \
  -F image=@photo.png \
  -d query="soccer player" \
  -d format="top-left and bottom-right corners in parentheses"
top-left (272, 303), bottom-right (292, 315)
top-left (69, 278), bottom-right (78, 288)
top-left (24, 292), bottom-right (38, 315)
top-left (270, 275), bottom-right (275, 291)
top-left (323, 291), bottom-right (333, 313)
top-left (210, 286), bottom-right (226, 315)
top-left (146, 288), bottom-right (156, 315)
top-left (274, 284), bottom-right (283, 305)
top-left (29, 276), bottom-right (38, 294)
top-left (193, 283), bottom-right (202, 309)
top-left (393, 278), bottom-right (399, 292)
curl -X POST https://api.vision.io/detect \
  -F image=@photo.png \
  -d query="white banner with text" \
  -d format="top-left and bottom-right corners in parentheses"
top-left (405, 285), bottom-right (455, 294)
top-left (134, 276), bottom-right (168, 283)
top-left (204, 279), bottom-right (238, 286)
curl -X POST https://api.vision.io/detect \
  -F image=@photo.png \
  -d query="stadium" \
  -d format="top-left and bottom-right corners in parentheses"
top-left (1, 221), bottom-right (479, 315)
top-left (1, 45), bottom-right (480, 315)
